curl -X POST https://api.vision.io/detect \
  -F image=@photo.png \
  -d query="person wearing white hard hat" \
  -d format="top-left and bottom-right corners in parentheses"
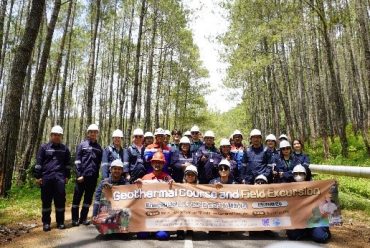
top-left (183, 163), bottom-right (198, 184)
top-left (72, 124), bottom-right (103, 227)
top-left (195, 130), bottom-right (221, 183)
top-left (278, 134), bottom-right (289, 141)
top-left (122, 128), bottom-right (146, 183)
top-left (241, 129), bottom-right (273, 184)
top-left (254, 174), bottom-right (268, 185)
top-left (190, 125), bottom-right (202, 154)
top-left (101, 129), bottom-right (124, 179)
top-left (143, 128), bottom-right (172, 175)
top-left (230, 130), bottom-right (245, 182)
top-left (143, 132), bottom-right (154, 147)
top-left (273, 140), bottom-right (311, 183)
top-left (92, 159), bottom-right (128, 218)
top-left (170, 129), bottom-right (182, 151)
top-left (171, 136), bottom-right (195, 182)
top-left (210, 159), bottom-right (236, 186)
top-left (184, 130), bottom-right (192, 141)
top-left (219, 138), bottom-right (241, 183)
top-left (164, 129), bottom-right (171, 146)
top-left (286, 163), bottom-right (330, 243)
top-left (265, 133), bottom-right (279, 160)
top-left (34, 125), bottom-right (71, 231)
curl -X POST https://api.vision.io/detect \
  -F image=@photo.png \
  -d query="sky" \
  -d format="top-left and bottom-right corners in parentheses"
top-left (184, 0), bottom-right (242, 113)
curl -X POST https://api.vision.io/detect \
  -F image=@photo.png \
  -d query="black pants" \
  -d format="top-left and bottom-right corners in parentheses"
top-left (41, 177), bottom-right (66, 225)
top-left (71, 176), bottom-right (98, 222)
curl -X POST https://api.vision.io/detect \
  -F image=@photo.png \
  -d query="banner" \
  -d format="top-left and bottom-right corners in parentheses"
top-left (93, 180), bottom-right (341, 234)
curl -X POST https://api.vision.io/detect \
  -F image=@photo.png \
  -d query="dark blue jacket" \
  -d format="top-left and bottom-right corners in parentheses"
top-left (242, 145), bottom-right (273, 184)
top-left (123, 144), bottom-right (145, 182)
top-left (34, 142), bottom-right (71, 180)
top-left (101, 144), bottom-right (124, 179)
top-left (195, 144), bottom-right (222, 184)
top-left (293, 152), bottom-right (310, 165)
top-left (221, 154), bottom-right (241, 183)
top-left (209, 176), bottom-right (237, 184)
top-left (93, 176), bottom-right (128, 216)
top-left (190, 140), bottom-right (203, 154)
top-left (170, 150), bottom-right (195, 182)
top-left (273, 155), bottom-right (312, 183)
top-left (75, 139), bottom-right (103, 178)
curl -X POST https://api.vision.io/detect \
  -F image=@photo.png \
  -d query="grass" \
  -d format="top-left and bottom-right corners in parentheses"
top-left (0, 180), bottom-right (75, 226)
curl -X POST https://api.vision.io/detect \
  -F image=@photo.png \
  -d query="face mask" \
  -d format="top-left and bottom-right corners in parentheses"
top-left (294, 175), bottom-right (305, 182)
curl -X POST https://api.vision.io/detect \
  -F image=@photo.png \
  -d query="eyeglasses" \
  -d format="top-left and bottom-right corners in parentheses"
top-left (191, 132), bottom-right (199, 135)
top-left (219, 166), bottom-right (230, 171)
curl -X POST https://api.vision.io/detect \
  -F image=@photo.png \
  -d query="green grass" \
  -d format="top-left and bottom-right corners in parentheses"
top-left (0, 180), bottom-right (75, 225)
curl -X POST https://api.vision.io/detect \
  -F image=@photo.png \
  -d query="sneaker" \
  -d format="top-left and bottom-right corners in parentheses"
top-left (156, 231), bottom-right (170, 240)
top-left (43, 224), bottom-right (51, 232)
top-left (57, 224), bottom-right (65, 230)
top-left (81, 220), bottom-right (91, 226)
top-left (177, 230), bottom-right (185, 240)
top-left (72, 221), bottom-right (79, 227)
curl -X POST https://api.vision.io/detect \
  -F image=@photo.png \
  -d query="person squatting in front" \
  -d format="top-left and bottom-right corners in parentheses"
top-left (134, 151), bottom-right (174, 240)
top-left (34, 125), bottom-right (71, 231)
top-left (72, 124), bottom-right (103, 226)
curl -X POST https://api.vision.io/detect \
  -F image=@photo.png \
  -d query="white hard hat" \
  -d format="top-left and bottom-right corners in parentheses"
top-left (220, 138), bottom-right (231, 146)
top-left (112, 129), bottom-right (124, 138)
top-left (255, 174), bottom-right (268, 183)
top-left (219, 159), bottom-right (231, 168)
top-left (184, 164), bottom-right (198, 176)
top-left (180, 136), bottom-right (191, 144)
top-left (154, 128), bottom-right (165, 136)
top-left (293, 164), bottom-right (307, 174)
top-left (204, 130), bottom-right (215, 138)
top-left (232, 130), bottom-right (243, 137)
top-left (133, 128), bottom-right (144, 136)
top-left (51, 125), bottom-right (63, 135)
top-left (190, 125), bottom-right (200, 132)
top-left (279, 140), bottom-right (291, 149)
top-left (87, 124), bottom-right (99, 132)
top-left (164, 130), bottom-right (171, 136)
top-left (144, 132), bottom-right (154, 138)
top-left (184, 130), bottom-right (191, 136)
top-left (279, 134), bottom-right (289, 140)
top-left (111, 159), bottom-right (124, 168)
top-left (250, 129), bottom-right (262, 138)
top-left (265, 134), bottom-right (277, 142)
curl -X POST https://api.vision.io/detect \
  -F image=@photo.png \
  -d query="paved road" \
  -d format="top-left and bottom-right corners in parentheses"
top-left (50, 224), bottom-right (325, 248)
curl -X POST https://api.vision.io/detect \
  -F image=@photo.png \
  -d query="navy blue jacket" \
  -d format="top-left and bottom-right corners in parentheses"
top-left (34, 142), bottom-right (71, 180)
top-left (93, 176), bottom-right (128, 216)
top-left (101, 144), bottom-right (124, 179)
top-left (190, 140), bottom-right (203, 154)
top-left (170, 150), bottom-right (195, 182)
top-left (123, 144), bottom-right (145, 182)
top-left (75, 139), bottom-right (103, 178)
top-left (221, 154), bottom-right (241, 183)
top-left (293, 152), bottom-right (310, 165)
top-left (242, 145), bottom-right (273, 184)
top-left (273, 155), bottom-right (312, 182)
top-left (209, 176), bottom-right (237, 184)
top-left (195, 144), bottom-right (222, 183)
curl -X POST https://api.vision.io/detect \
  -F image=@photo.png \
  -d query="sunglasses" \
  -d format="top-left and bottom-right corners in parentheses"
top-left (191, 132), bottom-right (200, 135)
top-left (219, 166), bottom-right (230, 171)
top-left (134, 135), bottom-right (144, 138)
top-left (281, 147), bottom-right (291, 150)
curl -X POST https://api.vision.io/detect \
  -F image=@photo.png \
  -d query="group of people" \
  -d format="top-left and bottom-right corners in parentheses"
top-left (33, 124), bottom-right (331, 243)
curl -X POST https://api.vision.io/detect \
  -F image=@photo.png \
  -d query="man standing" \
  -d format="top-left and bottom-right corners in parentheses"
top-left (72, 124), bottom-right (103, 226)
top-left (144, 128), bottom-right (172, 173)
top-left (101, 129), bottom-right (124, 179)
top-left (190, 125), bottom-right (202, 154)
top-left (34, 125), bottom-right (71, 231)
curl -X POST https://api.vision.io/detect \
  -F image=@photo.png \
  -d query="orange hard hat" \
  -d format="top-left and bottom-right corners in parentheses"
top-left (151, 151), bottom-right (166, 163)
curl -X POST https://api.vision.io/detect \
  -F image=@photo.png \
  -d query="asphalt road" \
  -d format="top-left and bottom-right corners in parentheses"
top-left (50, 224), bottom-right (325, 248)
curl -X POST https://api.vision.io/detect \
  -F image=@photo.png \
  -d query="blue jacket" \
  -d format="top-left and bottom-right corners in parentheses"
top-left (34, 142), bottom-right (71, 180)
top-left (190, 140), bottom-right (203, 154)
top-left (93, 176), bottom-right (128, 216)
top-left (143, 143), bottom-right (172, 173)
top-left (195, 144), bottom-right (222, 184)
top-left (209, 176), bottom-right (237, 184)
top-left (75, 139), bottom-right (103, 178)
top-left (273, 155), bottom-right (312, 183)
top-left (170, 150), bottom-right (195, 182)
top-left (242, 145), bottom-right (273, 184)
top-left (293, 152), bottom-right (310, 165)
top-left (123, 144), bottom-right (145, 182)
top-left (221, 154), bottom-right (241, 183)
top-left (101, 144), bottom-right (124, 179)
